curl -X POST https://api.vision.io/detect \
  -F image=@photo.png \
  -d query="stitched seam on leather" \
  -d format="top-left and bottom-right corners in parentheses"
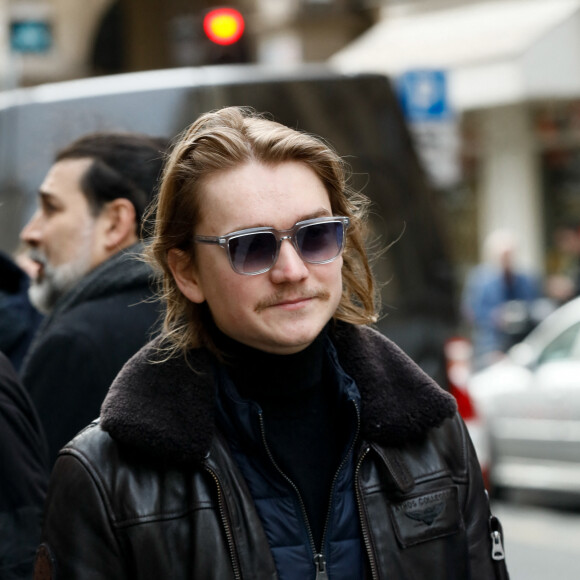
top-left (57, 446), bottom-right (124, 557)
top-left (60, 446), bottom-right (218, 531)
top-left (414, 470), bottom-right (452, 482)
top-left (113, 505), bottom-right (214, 529)
top-left (372, 445), bottom-right (414, 492)
top-left (458, 414), bottom-right (469, 478)
top-left (59, 447), bottom-right (118, 519)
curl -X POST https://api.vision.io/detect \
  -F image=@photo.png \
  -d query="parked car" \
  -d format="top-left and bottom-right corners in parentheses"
top-left (467, 296), bottom-right (580, 498)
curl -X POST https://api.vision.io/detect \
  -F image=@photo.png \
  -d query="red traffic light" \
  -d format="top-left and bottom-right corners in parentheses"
top-left (203, 8), bottom-right (245, 46)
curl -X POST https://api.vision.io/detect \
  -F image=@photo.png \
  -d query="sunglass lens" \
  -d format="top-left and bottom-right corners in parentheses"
top-left (297, 221), bottom-right (343, 263)
top-left (229, 232), bottom-right (277, 274)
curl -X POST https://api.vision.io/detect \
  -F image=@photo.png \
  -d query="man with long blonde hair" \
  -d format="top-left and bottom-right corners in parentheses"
top-left (35, 107), bottom-right (509, 579)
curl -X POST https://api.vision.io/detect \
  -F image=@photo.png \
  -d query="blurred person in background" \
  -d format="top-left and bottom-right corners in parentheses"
top-left (0, 246), bottom-right (43, 372)
top-left (19, 132), bottom-right (168, 463)
top-left (0, 351), bottom-right (48, 580)
top-left (34, 107), bottom-right (509, 580)
top-left (546, 219), bottom-right (580, 303)
top-left (462, 228), bottom-right (542, 370)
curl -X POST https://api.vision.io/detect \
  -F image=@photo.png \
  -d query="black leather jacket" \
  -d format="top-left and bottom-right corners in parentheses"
top-left (35, 324), bottom-right (509, 579)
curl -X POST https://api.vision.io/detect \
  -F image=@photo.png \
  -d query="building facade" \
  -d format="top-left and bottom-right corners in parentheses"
top-left (333, 0), bottom-right (580, 295)
top-left (0, 0), bottom-right (377, 87)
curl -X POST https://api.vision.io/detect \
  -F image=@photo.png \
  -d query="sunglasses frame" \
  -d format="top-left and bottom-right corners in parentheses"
top-left (193, 216), bottom-right (350, 275)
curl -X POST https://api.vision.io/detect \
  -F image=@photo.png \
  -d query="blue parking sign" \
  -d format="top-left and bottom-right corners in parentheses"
top-left (11, 20), bottom-right (52, 54)
top-left (397, 70), bottom-right (452, 122)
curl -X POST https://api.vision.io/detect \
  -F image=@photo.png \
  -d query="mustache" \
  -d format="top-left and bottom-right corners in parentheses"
top-left (27, 248), bottom-right (48, 268)
top-left (254, 289), bottom-right (331, 313)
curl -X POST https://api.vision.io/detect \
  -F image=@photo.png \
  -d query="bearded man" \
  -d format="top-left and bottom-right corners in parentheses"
top-left (20, 132), bottom-right (167, 463)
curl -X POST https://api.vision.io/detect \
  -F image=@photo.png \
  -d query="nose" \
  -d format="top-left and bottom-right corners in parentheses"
top-left (20, 210), bottom-right (42, 246)
top-left (269, 238), bottom-right (308, 284)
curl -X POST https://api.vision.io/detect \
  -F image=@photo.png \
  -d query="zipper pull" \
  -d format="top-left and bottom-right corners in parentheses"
top-left (489, 514), bottom-right (506, 561)
top-left (314, 554), bottom-right (329, 580)
top-left (490, 529), bottom-right (505, 561)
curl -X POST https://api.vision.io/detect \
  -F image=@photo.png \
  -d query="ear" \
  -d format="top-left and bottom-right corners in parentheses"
top-left (167, 248), bottom-right (206, 304)
top-left (99, 198), bottom-right (138, 252)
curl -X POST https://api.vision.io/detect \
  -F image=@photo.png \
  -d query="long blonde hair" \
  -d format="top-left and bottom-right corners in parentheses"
top-left (144, 106), bottom-right (378, 358)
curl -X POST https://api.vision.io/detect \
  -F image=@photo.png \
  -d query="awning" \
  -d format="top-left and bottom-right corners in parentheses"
top-left (330, 0), bottom-right (580, 110)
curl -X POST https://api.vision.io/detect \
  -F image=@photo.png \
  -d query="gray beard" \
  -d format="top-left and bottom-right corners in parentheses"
top-left (27, 240), bottom-right (95, 314)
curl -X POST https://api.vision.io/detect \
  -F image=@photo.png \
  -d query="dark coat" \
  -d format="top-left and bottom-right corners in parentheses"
top-left (0, 252), bottom-right (42, 372)
top-left (20, 245), bottom-right (161, 464)
top-left (35, 324), bottom-right (509, 579)
top-left (0, 351), bottom-right (48, 580)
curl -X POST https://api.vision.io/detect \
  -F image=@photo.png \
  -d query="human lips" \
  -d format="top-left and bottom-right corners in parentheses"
top-left (273, 296), bottom-right (313, 310)
top-left (255, 290), bottom-right (330, 313)
top-left (26, 249), bottom-right (48, 282)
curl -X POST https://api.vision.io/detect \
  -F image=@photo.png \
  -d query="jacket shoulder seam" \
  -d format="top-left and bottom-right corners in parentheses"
top-left (59, 446), bottom-right (120, 524)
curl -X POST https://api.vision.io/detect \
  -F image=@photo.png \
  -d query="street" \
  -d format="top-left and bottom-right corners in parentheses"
top-left (492, 499), bottom-right (580, 579)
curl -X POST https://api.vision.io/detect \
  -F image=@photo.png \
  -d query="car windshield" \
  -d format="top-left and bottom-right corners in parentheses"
top-left (536, 321), bottom-right (580, 365)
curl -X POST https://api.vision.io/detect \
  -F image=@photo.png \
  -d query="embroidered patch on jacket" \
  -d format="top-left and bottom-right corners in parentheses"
top-left (34, 544), bottom-right (55, 580)
top-left (388, 486), bottom-right (461, 547)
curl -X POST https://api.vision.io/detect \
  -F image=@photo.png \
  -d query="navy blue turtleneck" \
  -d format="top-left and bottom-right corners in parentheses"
top-left (213, 326), bottom-right (351, 548)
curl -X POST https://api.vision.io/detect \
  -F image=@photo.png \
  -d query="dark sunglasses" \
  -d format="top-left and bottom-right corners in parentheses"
top-left (193, 216), bottom-right (350, 275)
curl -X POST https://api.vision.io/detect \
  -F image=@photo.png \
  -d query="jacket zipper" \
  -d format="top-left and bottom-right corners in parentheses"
top-left (490, 527), bottom-right (505, 561)
top-left (355, 445), bottom-right (379, 580)
top-left (488, 501), bottom-right (506, 563)
top-left (204, 465), bottom-right (242, 580)
top-left (258, 400), bottom-right (360, 580)
top-left (314, 552), bottom-right (329, 579)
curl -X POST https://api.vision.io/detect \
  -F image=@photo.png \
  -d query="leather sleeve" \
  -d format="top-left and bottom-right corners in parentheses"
top-left (460, 418), bottom-right (510, 579)
top-left (34, 451), bottom-right (126, 580)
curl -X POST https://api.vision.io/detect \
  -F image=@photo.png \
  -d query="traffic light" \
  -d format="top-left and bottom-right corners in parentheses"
top-left (203, 8), bottom-right (245, 47)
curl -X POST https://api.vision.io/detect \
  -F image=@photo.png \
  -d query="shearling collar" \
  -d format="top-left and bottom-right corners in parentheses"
top-left (100, 323), bottom-right (456, 466)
